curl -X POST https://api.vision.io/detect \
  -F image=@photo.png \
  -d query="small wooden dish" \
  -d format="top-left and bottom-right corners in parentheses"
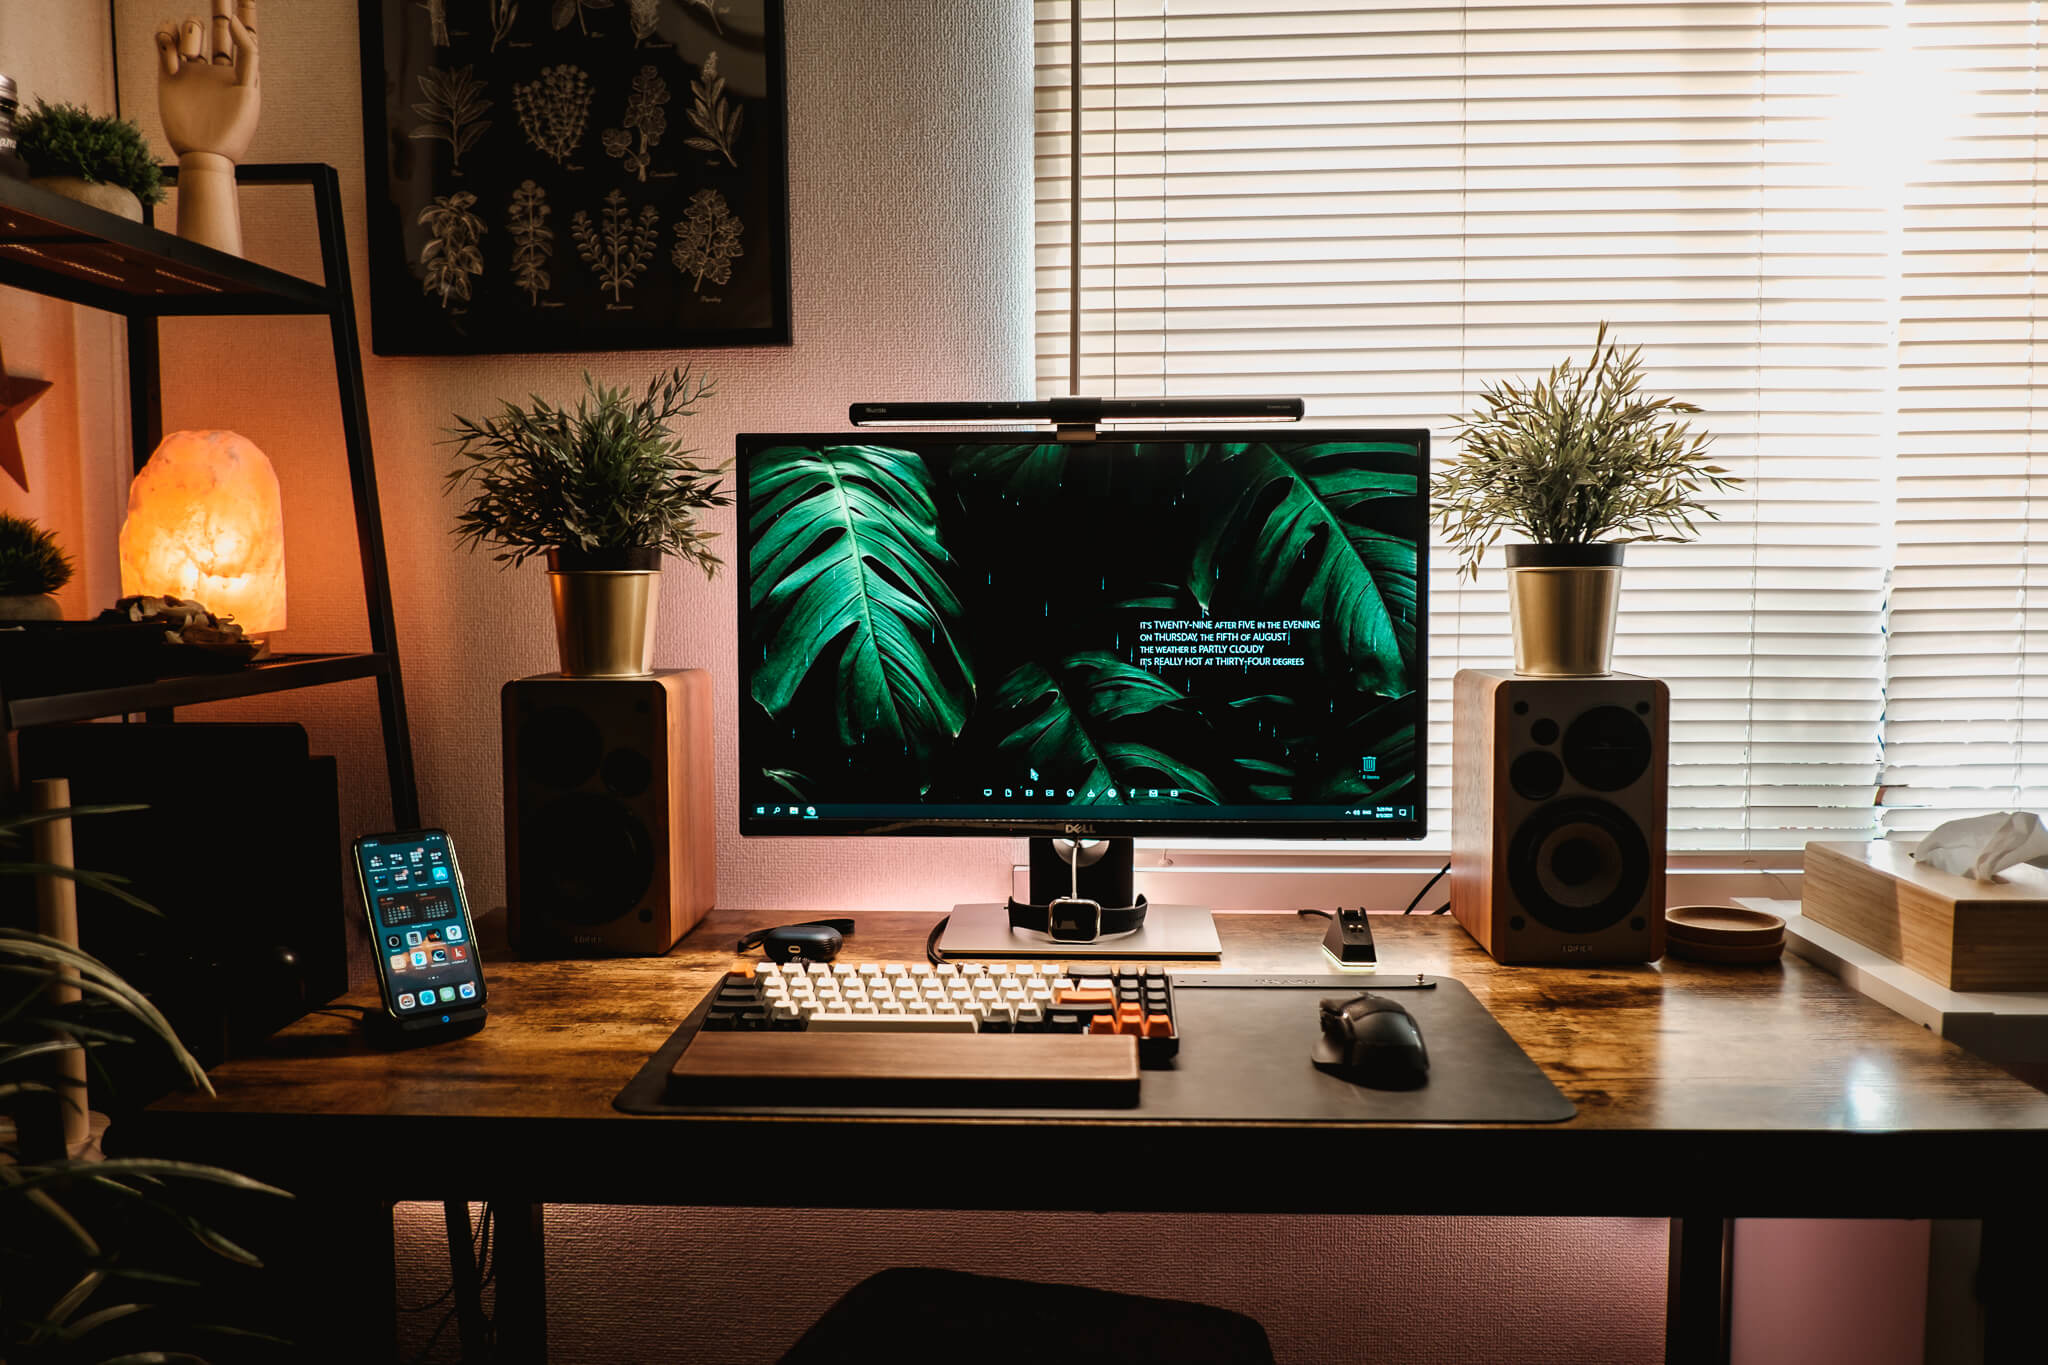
top-left (1666, 904), bottom-right (1786, 947)
top-left (1665, 935), bottom-right (1785, 965)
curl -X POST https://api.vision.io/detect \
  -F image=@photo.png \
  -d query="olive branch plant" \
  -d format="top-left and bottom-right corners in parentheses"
top-left (1432, 323), bottom-right (1739, 579)
top-left (444, 367), bottom-right (731, 574)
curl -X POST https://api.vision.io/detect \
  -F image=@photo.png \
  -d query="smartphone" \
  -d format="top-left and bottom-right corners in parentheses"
top-left (354, 829), bottom-right (487, 1034)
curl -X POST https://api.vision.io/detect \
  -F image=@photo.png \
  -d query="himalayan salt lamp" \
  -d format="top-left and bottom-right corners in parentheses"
top-left (119, 430), bottom-right (287, 633)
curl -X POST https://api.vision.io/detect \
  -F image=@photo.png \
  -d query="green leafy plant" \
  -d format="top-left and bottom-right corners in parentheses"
top-left (1, 805), bottom-right (289, 1362)
top-left (14, 101), bottom-right (165, 205)
top-left (1434, 322), bottom-right (1736, 578)
top-left (446, 367), bottom-right (728, 571)
top-left (745, 443), bottom-right (974, 783)
top-left (0, 512), bottom-right (74, 596)
top-left (1188, 441), bottom-right (1417, 697)
top-left (988, 653), bottom-right (1219, 805)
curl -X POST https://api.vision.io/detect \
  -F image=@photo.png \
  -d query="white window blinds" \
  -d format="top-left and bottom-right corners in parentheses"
top-left (1035, 0), bottom-right (2046, 851)
top-left (1883, 1), bottom-right (2048, 837)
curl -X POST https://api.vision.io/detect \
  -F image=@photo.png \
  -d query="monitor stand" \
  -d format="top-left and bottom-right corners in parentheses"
top-left (940, 837), bottom-right (1223, 960)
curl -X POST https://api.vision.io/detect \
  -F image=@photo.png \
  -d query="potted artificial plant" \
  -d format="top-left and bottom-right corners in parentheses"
top-left (446, 367), bottom-right (728, 677)
top-left (1433, 323), bottom-right (1736, 676)
top-left (15, 99), bottom-right (165, 222)
top-left (0, 511), bottom-right (72, 620)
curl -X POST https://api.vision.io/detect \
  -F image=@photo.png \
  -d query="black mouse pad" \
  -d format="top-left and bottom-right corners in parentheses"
top-left (612, 974), bottom-right (1575, 1124)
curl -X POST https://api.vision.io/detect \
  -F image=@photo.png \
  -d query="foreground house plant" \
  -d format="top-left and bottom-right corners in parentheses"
top-left (1432, 323), bottom-right (1735, 676)
top-left (445, 367), bottom-right (728, 676)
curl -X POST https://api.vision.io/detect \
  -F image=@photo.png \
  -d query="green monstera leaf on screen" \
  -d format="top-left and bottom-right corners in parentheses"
top-left (952, 442), bottom-right (1069, 504)
top-left (989, 652), bottom-right (1220, 804)
top-left (748, 444), bottom-right (974, 775)
top-left (1189, 441), bottom-right (1418, 696)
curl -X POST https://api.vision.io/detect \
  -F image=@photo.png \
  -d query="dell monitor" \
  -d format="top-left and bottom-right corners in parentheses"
top-left (735, 428), bottom-right (1428, 930)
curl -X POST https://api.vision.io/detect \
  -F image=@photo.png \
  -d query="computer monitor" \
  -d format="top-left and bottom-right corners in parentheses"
top-left (734, 429), bottom-right (1429, 875)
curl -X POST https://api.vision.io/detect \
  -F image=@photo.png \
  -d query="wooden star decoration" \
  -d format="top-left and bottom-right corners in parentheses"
top-left (0, 336), bottom-right (52, 493)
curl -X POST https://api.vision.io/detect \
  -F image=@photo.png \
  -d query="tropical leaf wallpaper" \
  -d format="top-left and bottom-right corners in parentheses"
top-left (740, 436), bottom-right (1423, 813)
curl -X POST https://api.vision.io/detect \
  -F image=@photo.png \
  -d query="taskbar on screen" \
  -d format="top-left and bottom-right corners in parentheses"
top-left (744, 802), bottom-right (1417, 824)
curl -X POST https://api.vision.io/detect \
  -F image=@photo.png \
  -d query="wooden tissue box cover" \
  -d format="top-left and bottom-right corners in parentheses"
top-left (1803, 841), bottom-right (2048, 991)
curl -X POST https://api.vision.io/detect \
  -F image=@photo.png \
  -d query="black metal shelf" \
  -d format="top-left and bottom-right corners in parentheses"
top-left (0, 171), bottom-right (331, 316)
top-left (4, 651), bottom-right (393, 728)
top-left (0, 163), bottom-right (419, 827)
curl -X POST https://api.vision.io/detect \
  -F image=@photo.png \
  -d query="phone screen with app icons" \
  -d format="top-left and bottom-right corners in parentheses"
top-left (356, 830), bottom-right (486, 1019)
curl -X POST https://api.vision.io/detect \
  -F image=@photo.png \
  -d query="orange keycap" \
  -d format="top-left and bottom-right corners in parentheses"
top-left (1089, 1015), bottom-right (1118, 1035)
top-left (1057, 988), bottom-right (1115, 1007)
top-left (1117, 1003), bottom-right (1144, 1026)
top-left (1142, 1015), bottom-right (1173, 1038)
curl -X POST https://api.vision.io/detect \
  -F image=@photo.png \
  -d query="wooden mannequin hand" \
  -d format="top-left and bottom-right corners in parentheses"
top-left (155, 0), bottom-right (260, 163)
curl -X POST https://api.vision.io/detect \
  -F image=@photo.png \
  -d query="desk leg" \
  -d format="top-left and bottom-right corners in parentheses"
top-left (1666, 1215), bottom-right (1731, 1365)
top-left (1980, 1212), bottom-right (2046, 1364)
top-left (273, 1194), bottom-right (396, 1364)
top-left (493, 1201), bottom-right (547, 1365)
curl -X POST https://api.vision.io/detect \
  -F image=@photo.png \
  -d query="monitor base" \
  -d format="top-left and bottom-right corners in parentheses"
top-left (938, 902), bottom-right (1222, 959)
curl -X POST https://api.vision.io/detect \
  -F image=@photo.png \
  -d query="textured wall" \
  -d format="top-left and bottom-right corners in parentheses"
top-left (0, 0), bottom-right (125, 615)
top-left (12, 2), bottom-right (1678, 1360)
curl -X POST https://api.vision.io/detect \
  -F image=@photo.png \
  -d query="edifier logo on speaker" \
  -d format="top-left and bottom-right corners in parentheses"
top-left (1063, 823), bottom-right (1096, 836)
top-left (1562, 943), bottom-right (1593, 953)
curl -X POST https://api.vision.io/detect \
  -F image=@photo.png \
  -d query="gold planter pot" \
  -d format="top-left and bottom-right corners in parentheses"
top-left (546, 547), bottom-right (660, 677)
top-left (1504, 543), bottom-right (1623, 677)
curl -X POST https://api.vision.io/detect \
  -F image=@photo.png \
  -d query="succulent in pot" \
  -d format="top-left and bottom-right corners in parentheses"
top-left (1432, 324), bottom-right (1737, 676)
top-left (0, 510), bottom-right (73, 620)
top-left (445, 367), bottom-right (728, 677)
top-left (14, 98), bottom-right (166, 221)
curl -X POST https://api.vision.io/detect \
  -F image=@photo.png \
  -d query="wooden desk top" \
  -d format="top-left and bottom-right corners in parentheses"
top-left (127, 909), bottom-right (2048, 1217)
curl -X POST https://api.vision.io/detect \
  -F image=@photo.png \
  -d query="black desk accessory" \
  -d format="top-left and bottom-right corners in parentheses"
top-left (1321, 908), bottom-right (1378, 969)
top-left (937, 903), bottom-right (1222, 959)
top-left (1311, 993), bottom-right (1429, 1089)
top-left (365, 1004), bottom-right (487, 1047)
top-left (738, 918), bottom-right (854, 963)
top-left (617, 973), bottom-right (1570, 1123)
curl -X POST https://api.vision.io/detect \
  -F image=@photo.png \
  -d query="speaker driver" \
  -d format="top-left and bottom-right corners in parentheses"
top-left (1562, 705), bottom-right (1653, 791)
top-left (518, 705), bottom-right (605, 790)
top-left (1507, 796), bottom-right (1650, 934)
top-left (522, 792), bottom-right (655, 926)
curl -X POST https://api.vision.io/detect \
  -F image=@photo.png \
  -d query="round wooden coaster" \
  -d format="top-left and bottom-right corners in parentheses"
top-left (1665, 934), bottom-right (1785, 965)
top-left (1666, 904), bottom-right (1787, 947)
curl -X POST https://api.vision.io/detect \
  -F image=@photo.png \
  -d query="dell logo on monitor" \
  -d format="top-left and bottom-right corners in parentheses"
top-left (1062, 823), bottom-right (1097, 836)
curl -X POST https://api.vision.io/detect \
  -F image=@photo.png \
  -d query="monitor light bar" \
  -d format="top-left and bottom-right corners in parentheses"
top-left (848, 396), bottom-right (1306, 430)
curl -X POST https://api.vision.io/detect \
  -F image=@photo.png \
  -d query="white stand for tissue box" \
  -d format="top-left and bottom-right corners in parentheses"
top-left (1803, 841), bottom-right (2048, 991)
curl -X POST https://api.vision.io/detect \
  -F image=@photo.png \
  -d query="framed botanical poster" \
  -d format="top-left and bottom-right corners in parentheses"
top-left (358, 0), bottom-right (789, 355)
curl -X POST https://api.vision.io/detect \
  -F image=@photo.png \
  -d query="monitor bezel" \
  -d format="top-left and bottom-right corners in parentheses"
top-left (733, 427), bottom-right (1430, 841)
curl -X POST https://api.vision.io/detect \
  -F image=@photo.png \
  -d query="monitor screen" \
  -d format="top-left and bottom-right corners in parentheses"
top-left (735, 429), bottom-right (1428, 839)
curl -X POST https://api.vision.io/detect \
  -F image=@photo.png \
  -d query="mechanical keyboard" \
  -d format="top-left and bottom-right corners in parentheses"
top-left (668, 961), bottom-right (1181, 1107)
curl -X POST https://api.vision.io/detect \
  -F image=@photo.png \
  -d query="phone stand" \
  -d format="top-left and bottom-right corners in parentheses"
top-left (365, 1004), bottom-right (487, 1048)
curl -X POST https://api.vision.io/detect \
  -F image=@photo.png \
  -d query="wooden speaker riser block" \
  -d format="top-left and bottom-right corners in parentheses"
top-left (1452, 669), bottom-right (1668, 965)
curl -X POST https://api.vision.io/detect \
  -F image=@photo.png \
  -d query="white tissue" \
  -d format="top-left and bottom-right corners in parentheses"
top-left (1911, 811), bottom-right (2048, 882)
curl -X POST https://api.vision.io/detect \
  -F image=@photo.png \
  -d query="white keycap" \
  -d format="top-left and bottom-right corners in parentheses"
top-left (753, 962), bottom-right (781, 978)
top-left (962, 963), bottom-right (986, 977)
top-left (906, 999), bottom-right (933, 1014)
top-left (884, 964), bottom-right (908, 978)
top-left (859, 963), bottom-right (883, 977)
top-left (910, 964), bottom-right (935, 978)
top-left (805, 1013), bottom-right (977, 1033)
top-left (879, 999), bottom-right (905, 1014)
top-left (936, 963), bottom-right (959, 977)
top-left (1050, 977), bottom-right (1074, 993)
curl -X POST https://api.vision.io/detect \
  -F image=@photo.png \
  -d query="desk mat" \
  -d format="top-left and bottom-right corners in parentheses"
top-left (613, 973), bottom-right (1575, 1124)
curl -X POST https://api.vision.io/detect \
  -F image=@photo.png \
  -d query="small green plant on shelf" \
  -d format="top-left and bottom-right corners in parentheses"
top-left (0, 512), bottom-right (74, 597)
top-left (444, 366), bottom-right (730, 572)
top-left (14, 100), bottom-right (166, 205)
top-left (1432, 322), bottom-right (1737, 578)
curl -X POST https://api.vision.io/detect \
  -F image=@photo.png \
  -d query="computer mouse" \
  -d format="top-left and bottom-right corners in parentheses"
top-left (1311, 993), bottom-right (1429, 1089)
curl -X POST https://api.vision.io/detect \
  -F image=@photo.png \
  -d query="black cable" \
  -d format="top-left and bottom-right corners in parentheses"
top-left (1431, 902), bottom-right (1452, 915)
top-left (1296, 907), bottom-right (1333, 921)
top-left (1402, 862), bottom-right (1452, 915)
top-left (925, 915), bottom-right (950, 965)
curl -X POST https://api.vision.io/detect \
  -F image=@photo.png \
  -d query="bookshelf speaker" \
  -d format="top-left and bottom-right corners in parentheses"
top-left (1451, 669), bottom-right (1668, 964)
top-left (503, 670), bottom-right (716, 956)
